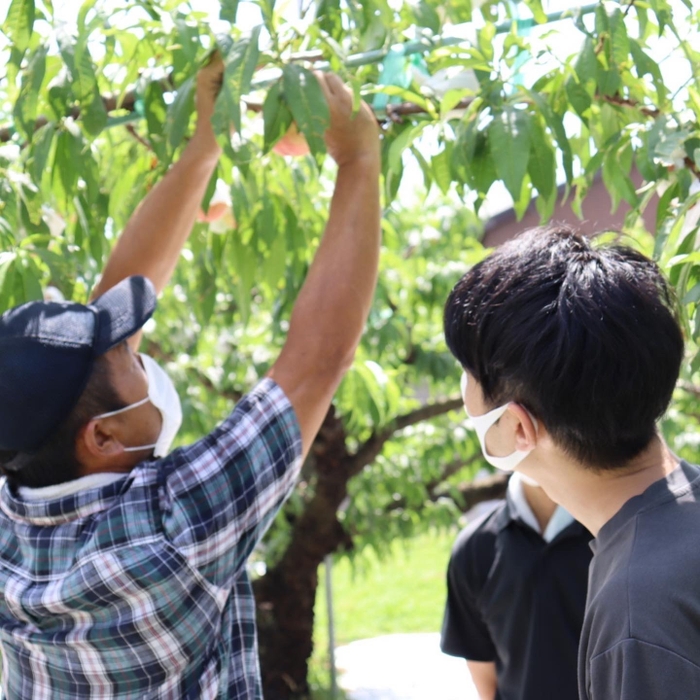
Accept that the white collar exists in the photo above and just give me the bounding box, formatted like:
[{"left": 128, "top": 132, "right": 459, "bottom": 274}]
[
  {"left": 508, "top": 472, "right": 574, "bottom": 542},
  {"left": 18, "top": 472, "right": 127, "bottom": 502}
]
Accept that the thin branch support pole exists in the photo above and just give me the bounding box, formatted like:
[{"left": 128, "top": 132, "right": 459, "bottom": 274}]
[
  {"left": 0, "top": 3, "right": 598, "bottom": 141},
  {"left": 250, "top": 3, "right": 598, "bottom": 90}
]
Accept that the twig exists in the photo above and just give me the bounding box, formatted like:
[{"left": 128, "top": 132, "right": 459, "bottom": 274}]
[
  {"left": 599, "top": 93, "right": 660, "bottom": 117},
  {"left": 347, "top": 396, "right": 465, "bottom": 477},
  {"left": 125, "top": 123, "right": 153, "bottom": 151}
]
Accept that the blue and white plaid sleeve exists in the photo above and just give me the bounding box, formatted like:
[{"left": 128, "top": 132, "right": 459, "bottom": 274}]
[{"left": 157, "top": 378, "right": 302, "bottom": 587}]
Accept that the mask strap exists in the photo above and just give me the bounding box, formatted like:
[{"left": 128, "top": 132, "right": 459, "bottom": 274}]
[
  {"left": 468, "top": 403, "right": 539, "bottom": 435},
  {"left": 122, "top": 442, "right": 157, "bottom": 453},
  {"left": 94, "top": 396, "right": 150, "bottom": 420}
]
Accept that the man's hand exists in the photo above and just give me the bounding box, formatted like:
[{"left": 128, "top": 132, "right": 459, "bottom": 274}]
[
  {"left": 315, "top": 73, "right": 380, "bottom": 168},
  {"left": 193, "top": 51, "right": 225, "bottom": 153}
]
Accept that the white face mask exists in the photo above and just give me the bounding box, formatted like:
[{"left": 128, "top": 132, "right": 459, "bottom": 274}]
[
  {"left": 94, "top": 354, "right": 183, "bottom": 457},
  {"left": 461, "top": 372, "right": 537, "bottom": 472}
]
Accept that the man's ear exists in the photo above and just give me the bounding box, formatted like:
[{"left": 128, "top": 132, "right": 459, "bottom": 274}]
[
  {"left": 79, "top": 418, "right": 125, "bottom": 459},
  {"left": 509, "top": 404, "right": 539, "bottom": 452}
]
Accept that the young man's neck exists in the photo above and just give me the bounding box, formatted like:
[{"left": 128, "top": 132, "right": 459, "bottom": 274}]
[
  {"left": 526, "top": 434, "right": 679, "bottom": 536},
  {"left": 521, "top": 480, "right": 558, "bottom": 533}
]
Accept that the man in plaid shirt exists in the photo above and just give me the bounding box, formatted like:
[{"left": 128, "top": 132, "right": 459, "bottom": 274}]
[{"left": 0, "top": 54, "right": 381, "bottom": 699}]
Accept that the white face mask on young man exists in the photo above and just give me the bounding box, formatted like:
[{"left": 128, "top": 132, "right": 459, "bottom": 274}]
[
  {"left": 461, "top": 372, "right": 538, "bottom": 472},
  {"left": 94, "top": 354, "right": 183, "bottom": 457}
]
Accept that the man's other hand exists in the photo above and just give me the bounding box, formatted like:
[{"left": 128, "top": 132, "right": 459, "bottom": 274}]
[{"left": 316, "top": 73, "right": 380, "bottom": 168}]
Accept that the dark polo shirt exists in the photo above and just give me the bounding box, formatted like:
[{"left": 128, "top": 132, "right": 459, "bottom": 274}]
[
  {"left": 579, "top": 461, "right": 700, "bottom": 700},
  {"left": 441, "top": 487, "right": 592, "bottom": 700}
]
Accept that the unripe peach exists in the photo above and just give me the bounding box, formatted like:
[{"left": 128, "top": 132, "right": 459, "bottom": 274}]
[
  {"left": 197, "top": 201, "right": 229, "bottom": 223},
  {"left": 273, "top": 123, "right": 310, "bottom": 157}
]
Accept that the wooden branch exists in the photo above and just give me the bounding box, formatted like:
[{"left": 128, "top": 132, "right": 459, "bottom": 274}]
[
  {"left": 126, "top": 123, "right": 153, "bottom": 151},
  {"left": 0, "top": 85, "right": 144, "bottom": 143},
  {"left": 382, "top": 96, "right": 474, "bottom": 124},
  {"left": 450, "top": 471, "right": 509, "bottom": 512},
  {"left": 385, "top": 453, "right": 481, "bottom": 512},
  {"left": 599, "top": 92, "right": 660, "bottom": 118},
  {"left": 678, "top": 380, "right": 700, "bottom": 398},
  {"left": 347, "top": 396, "right": 464, "bottom": 477}
]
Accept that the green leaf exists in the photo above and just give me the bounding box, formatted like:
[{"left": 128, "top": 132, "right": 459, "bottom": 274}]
[
  {"left": 57, "top": 28, "right": 97, "bottom": 103},
  {"left": 596, "top": 67, "right": 621, "bottom": 97},
  {"left": 414, "top": 0, "right": 440, "bottom": 34},
  {"left": 200, "top": 168, "right": 218, "bottom": 215},
  {"left": 262, "top": 226, "right": 287, "bottom": 291},
  {"left": 220, "top": 0, "right": 238, "bottom": 22},
  {"left": 527, "top": 118, "right": 555, "bottom": 201},
  {"left": 656, "top": 181, "right": 679, "bottom": 234},
  {"left": 48, "top": 76, "right": 71, "bottom": 121},
  {"left": 53, "top": 128, "right": 83, "bottom": 201},
  {"left": 262, "top": 78, "right": 293, "bottom": 153},
  {"left": 525, "top": 89, "right": 573, "bottom": 185},
  {"left": 165, "top": 74, "right": 195, "bottom": 150},
  {"left": 214, "top": 26, "right": 262, "bottom": 134},
  {"left": 630, "top": 39, "right": 665, "bottom": 102},
  {"left": 282, "top": 65, "right": 330, "bottom": 159},
  {"left": 144, "top": 81, "right": 168, "bottom": 160},
  {"left": 574, "top": 37, "right": 597, "bottom": 84},
  {"left": 19, "top": 256, "right": 43, "bottom": 302},
  {"left": 489, "top": 107, "right": 532, "bottom": 202},
  {"left": 82, "top": 88, "right": 107, "bottom": 136},
  {"left": 440, "top": 89, "right": 470, "bottom": 119},
  {"left": 608, "top": 9, "right": 630, "bottom": 68},
  {"left": 12, "top": 43, "right": 47, "bottom": 140},
  {"left": 565, "top": 78, "right": 591, "bottom": 120},
  {"left": 432, "top": 145, "right": 452, "bottom": 195},
  {"left": 469, "top": 131, "right": 497, "bottom": 198},
  {"left": 231, "top": 234, "right": 256, "bottom": 324},
  {"left": 28, "top": 122, "right": 55, "bottom": 185},
  {"left": 0, "top": 253, "right": 18, "bottom": 312},
  {"left": 682, "top": 280, "right": 700, "bottom": 305},
  {"left": 602, "top": 150, "right": 638, "bottom": 211},
  {"left": 523, "top": 0, "right": 547, "bottom": 23},
  {"left": 3, "top": 0, "right": 35, "bottom": 53}
]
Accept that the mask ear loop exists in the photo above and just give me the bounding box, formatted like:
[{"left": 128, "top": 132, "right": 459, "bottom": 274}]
[{"left": 94, "top": 397, "right": 150, "bottom": 420}]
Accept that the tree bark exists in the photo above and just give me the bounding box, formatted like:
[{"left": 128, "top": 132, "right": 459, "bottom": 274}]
[{"left": 254, "top": 406, "right": 353, "bottom": 698}]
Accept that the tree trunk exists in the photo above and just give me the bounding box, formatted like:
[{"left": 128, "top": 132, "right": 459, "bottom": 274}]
[{"left": 255, "top": 407, "right": 352, "bottom": 698}]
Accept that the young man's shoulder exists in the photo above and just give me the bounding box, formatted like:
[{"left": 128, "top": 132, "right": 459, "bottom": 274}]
[
  {"left": 586, "top": 463, "right": 700, "bottom": 665},
  {"left": 449, "top": 501, "right": 506, "bottom": 570}
]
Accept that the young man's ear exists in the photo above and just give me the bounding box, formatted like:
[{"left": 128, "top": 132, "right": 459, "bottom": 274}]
[{"left": 510, "top": 404, "right": 539, "bottom": 452}]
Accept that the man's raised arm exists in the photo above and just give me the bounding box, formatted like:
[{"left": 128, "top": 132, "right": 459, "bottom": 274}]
[
  {"left": 90, "top": 54, "right": 225, "bottom": 328},
  {"left": 267, "top": 73, "right": 381, "bottom": 459}
]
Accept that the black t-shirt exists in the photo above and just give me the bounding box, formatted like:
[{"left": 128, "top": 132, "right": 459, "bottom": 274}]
[
  {"left": 579, "top": 461, "right": 700, "bottom": 700},
  {"left": 441, "top": 496, "right": 592, "bottom": 700}
]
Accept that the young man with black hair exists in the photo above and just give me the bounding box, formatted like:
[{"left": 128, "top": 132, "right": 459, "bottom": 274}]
[
  {"left": 443, "top": 226, "right": 698, "bottom": 700},
  {"left": 441, "top": 472, "right": 591, "bottom": 700},
  {"left": 0, "top": 56, "right": 381, "bottom": 699}
]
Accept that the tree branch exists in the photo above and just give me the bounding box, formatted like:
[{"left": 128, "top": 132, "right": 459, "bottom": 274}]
[
  {"left": 449, "top": 472, "right": 509, "bottom": 512},
  {"left": 599, "top": 92, "right": 660, "bottom": 118},
  {"left": 678, "top": 380, "right": 700, "bottom": 398},
  {"left": 347, "top": 396, "right": 464, "bottom": 477}
]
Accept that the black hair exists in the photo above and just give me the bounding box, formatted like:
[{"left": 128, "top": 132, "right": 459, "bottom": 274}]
[
  {"left": 444, "top": 225, "right": 684, "bottom": 469},
  {"left": 0, "top": 352, "right": 127, "bottom": 488}
]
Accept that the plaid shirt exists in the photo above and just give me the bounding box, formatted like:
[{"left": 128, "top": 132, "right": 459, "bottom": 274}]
[{"left": 0, "top": 379, "right": 302, "bottom": 699}]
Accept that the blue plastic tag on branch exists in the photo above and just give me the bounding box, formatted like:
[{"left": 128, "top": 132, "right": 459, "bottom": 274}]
[{"left": 372, "top": 46, "right": 410, "bottom": 111}]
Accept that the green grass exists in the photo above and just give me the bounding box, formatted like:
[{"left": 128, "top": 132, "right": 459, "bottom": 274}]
[{"left": 309, "top": 529, "right": 458, "bottom": 696}]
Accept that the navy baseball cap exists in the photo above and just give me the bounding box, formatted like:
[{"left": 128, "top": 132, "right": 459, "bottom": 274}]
[{"left": 0, "top": 275, "right": 157, "bottom": 452}]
